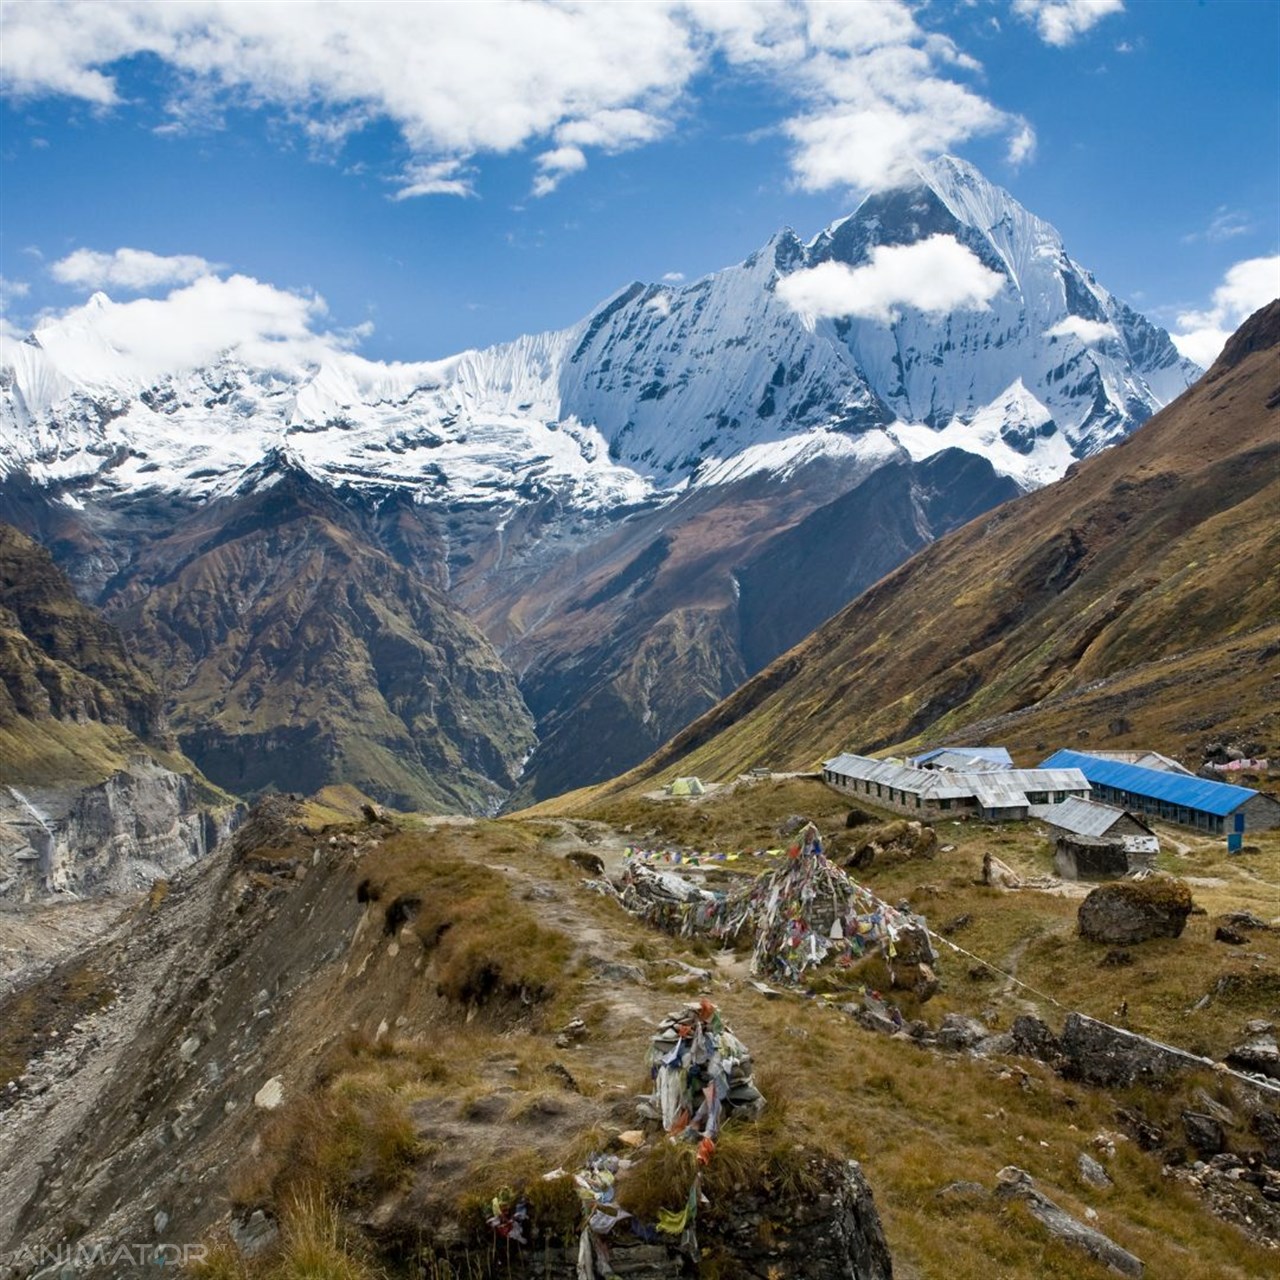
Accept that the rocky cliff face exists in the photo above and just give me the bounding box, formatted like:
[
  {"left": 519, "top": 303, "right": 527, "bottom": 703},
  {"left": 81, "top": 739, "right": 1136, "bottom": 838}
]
[
  {"left": 1, "top": 762, "right": 234, "bottom": 900},
  {"left": 0, "top": 522, "right": 234, "bottom": 899},
  {"left": 101, "top": 464, "right": 537, "bottom": 813}
]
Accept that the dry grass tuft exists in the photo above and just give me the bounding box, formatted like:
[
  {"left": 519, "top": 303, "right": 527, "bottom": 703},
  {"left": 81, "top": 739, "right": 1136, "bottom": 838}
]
[
  {"left": 231, "top": 1086, "right": 419, "bottom": 1211},
  {"left": 362, "top": 830, "right": 575, "bottom": 1009}
]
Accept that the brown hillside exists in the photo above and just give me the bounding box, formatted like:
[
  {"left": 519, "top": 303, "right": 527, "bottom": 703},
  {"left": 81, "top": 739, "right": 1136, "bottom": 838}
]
[
  {"left": 0, "top": 522, "right": 173, "bottom": 784},
  {"left": 589, "top": 301, "right": 1280, "bottom": 790}
]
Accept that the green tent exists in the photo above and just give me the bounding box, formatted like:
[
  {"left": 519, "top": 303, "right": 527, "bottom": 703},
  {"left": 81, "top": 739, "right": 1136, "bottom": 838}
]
[{"left": 667, "top": 776, "right": 706, "bottom": 797}]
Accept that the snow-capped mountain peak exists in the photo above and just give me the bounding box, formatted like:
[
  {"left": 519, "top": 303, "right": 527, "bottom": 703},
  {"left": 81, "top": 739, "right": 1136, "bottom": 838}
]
[{"left": 0, "top": 157, "right": 1199, "bottom": 506}]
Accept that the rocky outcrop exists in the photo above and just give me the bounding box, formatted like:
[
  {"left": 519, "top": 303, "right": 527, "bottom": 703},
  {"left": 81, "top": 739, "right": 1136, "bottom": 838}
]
[
  {"left": 0, "top": 521, "right": 233, "bottom": 898},
  {"left": 0, "top": 763, "right": 238, "bottom": 899},
  {"left": 994, "top": 1165, "right": 1143, "bottom": 1277},
  {"left": 1058, "top": 1013, "right": 1215, "bottom": 1088},
  {"left": 1226, "top": 1024, "right": 1280, "bottom": 1081},
  {"left": 1077, "top": 878, "right": 1193, "bottom": 944}
]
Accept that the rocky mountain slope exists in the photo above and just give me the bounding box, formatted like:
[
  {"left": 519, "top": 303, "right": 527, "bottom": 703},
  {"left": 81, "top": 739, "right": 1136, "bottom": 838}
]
[
  {"left": 2, "top": 784, "right": 1277, "bottom": 1278},
  {"left": 0, "top": 523, "right": 234, "bottom": 898},
  {"left": 0, "top": 158, "right": 1199, "bottom": 805},
  {"left": 101, "top": 463, "right": 537, "bottom": 814},
  {"left": 595, "top": 301, "right": 1280, "bottom": 792}
]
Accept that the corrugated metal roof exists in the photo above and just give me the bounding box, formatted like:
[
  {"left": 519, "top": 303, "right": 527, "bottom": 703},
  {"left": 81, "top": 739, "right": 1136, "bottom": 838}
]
[
  {"left": 969, "top": 770, "right": 1089, "bottom": 810},
  {"left": 912, "top": 746, "right": 1013, "bottom": 767},
  {"left": 823, "top": 754, "right": 972, "bottom": 799},
  {"left": 921, "top": 749, "right": 1015, "bottom": 773},
  {"left": 1039, "top": 749, "right": 1257, "bottom": 816},
  {"left": 824, "top": 754, "right": 1087, "bottom": 808},
  {"left": 1078, "top": 749, "right": 1194, "bottom": 776},
  {"left": 1029, "top": 795, "right": 1148, "bottom": 838}
]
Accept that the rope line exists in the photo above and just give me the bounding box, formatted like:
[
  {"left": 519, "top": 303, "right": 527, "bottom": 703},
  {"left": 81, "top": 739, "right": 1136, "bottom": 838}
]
[{"left": 924, "top": 929, "right": 1069, "bottom": 1012}]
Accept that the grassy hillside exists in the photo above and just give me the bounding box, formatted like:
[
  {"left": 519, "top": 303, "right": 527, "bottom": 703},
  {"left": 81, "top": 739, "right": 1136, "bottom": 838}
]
[
  {"left": 9, "top": 782, "right": 1275, "bottom": 1278},
  {"left": 576, "top": 301, "right": 1280, "bottom": 795}
]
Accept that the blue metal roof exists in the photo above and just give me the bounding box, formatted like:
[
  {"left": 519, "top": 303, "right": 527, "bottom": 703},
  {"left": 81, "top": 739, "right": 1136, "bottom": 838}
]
[{"left": 1038, "top": 750, "right": 1256, "bottom": 816}]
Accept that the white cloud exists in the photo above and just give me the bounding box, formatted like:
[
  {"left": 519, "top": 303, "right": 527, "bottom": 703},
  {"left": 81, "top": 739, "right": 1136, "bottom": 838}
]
[
  {"left": 13, "top": 275, "right": 367, "bottom": 385},
  {"left": 531, "top": 145, "right": 587, "bottom": 198},
  {"left": 1046, "top": 316, "right": 1117, "bottom": 344},
  {"left": 0, "top": 276, "right": 31, "bottom": 342},
  {"left": 0, "top": 1, "right": 1032, "bottom": 200},
  {"left": 1012, "top": 1, "right": 1125, "bottom": 47},
  {"left": 50, "top": 247, "right": 217, "bottom": 291},
  {"left": 777, "top": 234, "right": 1005, "bottom": 324},
  {"left": 390, "top": 158, "right": 475, "bottom": 200},
  {"left": 661, "top": 271, "right": 685, "bottom": 283},
  {"left": 1171, "top": 255, "right": 1280, "bottom": 367},
  {"left": 1006, "top": 119, "right": 1036, "bottom": 166},
  {"left": 1181, "top": 206, "right": 1254, "bottom": 245}
]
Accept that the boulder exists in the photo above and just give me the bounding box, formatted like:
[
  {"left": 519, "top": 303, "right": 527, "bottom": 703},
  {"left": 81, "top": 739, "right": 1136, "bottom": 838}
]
[
  {"left": 1182, "top": 1110, "right": 1225, "bottom": 1156},
  {"left": 995, "top": 1166, "right": 1142, "bottom": 1276},
  {"left": 1077, "top": 878, "right": 1192, "bottom": 944},
  {"left": 1077, "top": 1153, "right": 1112, "bottom": 1189},
  {"left": 982, "top": 852, "right": 1022, "bottom": 890},
  {"left": 1009, "top": 1014, "right": 1063, "bottom": 1065},
  {"left": 1059, "top": 1013, "right": 1208, "bottom": 1088},
  {"left": 1225, "top": 1030, "right": 1280, "bottom": 1080},
  {"left": 937, "top": 1013, "right": 990, "bottom": 1052}
]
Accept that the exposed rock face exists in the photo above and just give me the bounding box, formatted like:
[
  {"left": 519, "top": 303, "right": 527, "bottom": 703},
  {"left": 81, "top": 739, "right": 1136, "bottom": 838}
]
[
  {"left": 0, "top": 521, "right": 232, "bottom": 898},
  {"left": 103, "top": 468, "right": 536, "bottom": 814},
  {"left": 0, "top": 763, "right": 236, "bottom": 899},
  {"left": 1059, "top": 1013, "right": 1217, "bottom": 1088},
  {"left": 0, "top": 522, "right": 160, "bottom": 737},
  {"left": 1077, "top": 878, "right": 1193, "bottom": 944}
]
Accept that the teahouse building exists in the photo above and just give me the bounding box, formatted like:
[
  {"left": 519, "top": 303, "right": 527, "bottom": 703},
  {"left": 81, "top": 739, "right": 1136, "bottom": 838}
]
[
  {"left": 1038, "top": 750, "right": 1280, "bottom": 833},
  {"left": 823, "top": 752, "right": 1089, "bottom": 821}
]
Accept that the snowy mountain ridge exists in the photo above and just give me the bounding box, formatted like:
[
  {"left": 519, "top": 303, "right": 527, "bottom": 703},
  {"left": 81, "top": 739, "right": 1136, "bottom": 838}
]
[{"left": 0, "top": 157, "right": 1199, "bottom": 507}]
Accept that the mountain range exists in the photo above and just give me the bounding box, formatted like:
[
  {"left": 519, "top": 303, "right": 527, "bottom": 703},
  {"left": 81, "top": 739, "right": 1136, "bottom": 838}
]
[
  {"left": 0, "top": 157, "right": 1201, "bottom": 809},
  {"left": 595, "top": 299, "right": 1280, "bottom": 796}
]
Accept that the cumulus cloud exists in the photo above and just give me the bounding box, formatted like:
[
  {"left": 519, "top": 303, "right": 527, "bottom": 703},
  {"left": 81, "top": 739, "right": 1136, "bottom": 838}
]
[
  {"left": 0, "top": 1, "right": 1033, "bottom": 199},
  {"left": 661, "top": 272, "right": 685, "bottom": 283},
  {"left": 50, "top": 247, "right": 217, "bottom": 291},
  {"left": 11, "top": 274, "right": 372, "bottom": 386},
  {"left": 0, "top": 276, "right": 30, "bottom": 342},
  {"left": 1171, "top": 255, "right": 1280, "bottom": 368},
  {"left": 777, "top": 234, "right": 1005, "bottom": 324},
  {"left": 1046, "top": 316, "right": 1117, "bottom": 344},
  {"left": 1012, "top": 0, "right": 1125, "bottom": 47},
  {"left": 531, "top": 146, "right": 587, "bottom": 198}
]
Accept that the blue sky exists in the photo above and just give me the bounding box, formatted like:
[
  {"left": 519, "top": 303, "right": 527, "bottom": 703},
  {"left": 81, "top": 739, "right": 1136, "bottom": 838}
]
[{"left": 1, "top": 1, "right": 1276, "bottom": 369}]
